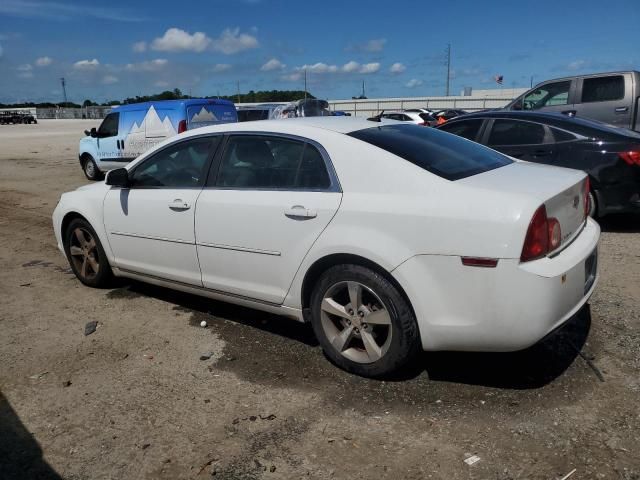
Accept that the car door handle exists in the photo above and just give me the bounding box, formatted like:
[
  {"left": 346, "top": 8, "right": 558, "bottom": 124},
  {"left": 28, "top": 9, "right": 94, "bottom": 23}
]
[
  {"left": 284, "top": 205, "right": 317, "bottom": 219},
  {"left": 561, "top": 110, "right": 576, "bottom": 116},
  {"left": 534, "top": 149, "right": 552, "bottom": 157},
  {"left": 168, "top": 199, "right": 191, "bottom": 211},
  {"left": 615, "top": 107, "right": 629, "bottom": 113}
]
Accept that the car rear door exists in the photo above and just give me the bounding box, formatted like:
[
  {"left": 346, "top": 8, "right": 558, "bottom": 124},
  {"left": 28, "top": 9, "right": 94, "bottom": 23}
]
[
  {"left": 483, "top": 118, "right": 557, "bottom": 164},
  {"left": 103, "top": 135, "right": 220, "bottom": 285},
  {"left": 574, "top": 73, "right": 632, "bottom": 128},
  {"left": 195, "top": 133, "right": 342, "bottom": 304}
]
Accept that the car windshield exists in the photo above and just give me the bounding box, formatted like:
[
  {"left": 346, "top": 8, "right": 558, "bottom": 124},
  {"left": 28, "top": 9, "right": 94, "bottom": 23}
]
[{"left": 348, "top": 124, "right": 512, "bottom": 180}]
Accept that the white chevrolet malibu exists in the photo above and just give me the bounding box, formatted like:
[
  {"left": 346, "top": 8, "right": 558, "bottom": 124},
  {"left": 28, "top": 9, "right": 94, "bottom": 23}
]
[{"left": 53, "top": 117, "right": 599, "bottom": 377}]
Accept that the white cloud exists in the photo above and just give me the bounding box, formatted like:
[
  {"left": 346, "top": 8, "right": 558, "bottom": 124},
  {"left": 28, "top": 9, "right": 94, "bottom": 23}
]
[
  {"left": 73, "top": 58, "right": 100, "bottom": 70},
  {"left": 35, "top": 56, "right": 53, "bottom": 66},
  {"left": 567, "top": 60, "right": 586, "bottom": 71},
  {"left": 151, "top": 28, "right": 211, "bottom": 52},
  {"left": 102, "top": 75, "right": 118, "bottom": 84},
  {"left": 17, "top": 63, "right": 33, "bottom": 71},
  {"left": 125, "top": 59, "right": 168, "bottom": 72},
  {"left": 389, "top": 62, "right": 406, "bottom": 74},
  {"left": 211, "top": 27, "right": 258, "bottom": 54},
  {"left": 212, "top": 63, "right": 231, "bottom": 72},
  {"left": 347, "top": 38, "right": 387, "bottom": 53},
  {"left": 405, "top": 78, "right": 423, "bottom": 88},
  {"left": 154, "top": 80, "right": 169, "bottom": 88},
  {"left": 297, "top": 62, "right": 338, "bottom": 74},
  {"left": 359, "top": 62, "right": 380, "bottom": 74},
  {"left": 132, "top": 41, "right": 146, "bottom": 53},
  {"left": 363, "top": 38, "right": 386, "bottom": 52},
  {"left": 282, "top": 72, "right": 302, "bottom": 82},
  {"left": 342, "top": 61, "right": 360, "bottom": 73},
  {"left": 261, "top": 58, "right": 285, "bottom": 71}
]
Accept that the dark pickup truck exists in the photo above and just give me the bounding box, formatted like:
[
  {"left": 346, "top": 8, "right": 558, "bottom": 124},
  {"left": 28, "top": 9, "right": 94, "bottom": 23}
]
[{"left": 505, "top": 71, "right": 640, "bottom": 131}]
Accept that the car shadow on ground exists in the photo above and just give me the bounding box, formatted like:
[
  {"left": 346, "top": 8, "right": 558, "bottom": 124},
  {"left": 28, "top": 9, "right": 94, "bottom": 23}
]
[
  {"left": 598, "top": 212, "right": 640, "bottom": 233},
  {"left": 0, "top": 392, "right": 62, "bottom": 480},
  {"left": 108, "top": 280, "right": 592, "bottom": 391}
]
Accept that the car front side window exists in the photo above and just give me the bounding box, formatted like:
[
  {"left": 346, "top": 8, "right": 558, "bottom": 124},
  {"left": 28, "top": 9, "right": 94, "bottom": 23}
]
[
  {"left": 439, "top": 119, "right": 483, "bottom": 141},
  {"left": 214, "top": 135, "right": 332, "bottom": 190},
  {"left": 97, "top": 112, "right": 119, "bottom": 138},
  {"left": 129, "top": 137, "right": 217, "bottom": 188},
  {"left": 523, "top": 81, "right": 571, "bottom": 110}
]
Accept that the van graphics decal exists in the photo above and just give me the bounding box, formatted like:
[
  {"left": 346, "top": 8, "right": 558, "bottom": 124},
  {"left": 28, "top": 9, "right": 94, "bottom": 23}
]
[
  {"left": 190, "top": 106, "right": 218, "bottom": 123},
  {"left": 122, "top": 106, "right": 178, "bottom": 158},
  {"left": 187, "top": 104, "right": 236, "bottom": 126}
]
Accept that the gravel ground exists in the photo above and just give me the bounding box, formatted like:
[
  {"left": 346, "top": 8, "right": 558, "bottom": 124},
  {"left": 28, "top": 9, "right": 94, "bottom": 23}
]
[{"left": 0, "top": 120, "right": 639, "bottom": 480}]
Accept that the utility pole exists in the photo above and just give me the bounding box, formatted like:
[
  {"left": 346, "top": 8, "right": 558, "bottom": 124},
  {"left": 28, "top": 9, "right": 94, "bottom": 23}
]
[
  {"left": 362, "top": 80, "right": 365, "bottom": 98},
  {"left": 236, "top": 81, "right": 240, "bottom": 104},
  {"left": 530, "top": 75, "right": 534, "bottom": 88},
  {"left": 304, "top": 69, "right": 307, "bottom": 100},
  {"left": 60, "top": 77, "right": 68, "bottom": 104},
  {"left": 445, "top": 43, "right": 451, "bottom": 97}
]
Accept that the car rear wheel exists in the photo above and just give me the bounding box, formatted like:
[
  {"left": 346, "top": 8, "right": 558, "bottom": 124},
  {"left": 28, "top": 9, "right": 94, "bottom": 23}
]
[
  {"left": 310, "top": 264, "right": 420, "bottom": 378},
  {"left": 64, "top": 218, "right": 113, "bottom": 287},
  {"left": 82, "top": 155, "right": 103, "bottom": 181}
]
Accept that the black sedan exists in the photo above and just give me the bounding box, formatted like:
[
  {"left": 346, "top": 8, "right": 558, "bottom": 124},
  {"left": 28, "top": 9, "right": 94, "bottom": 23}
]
[{"left": 436, "top": 111, "right": 640, "bottom": 217}]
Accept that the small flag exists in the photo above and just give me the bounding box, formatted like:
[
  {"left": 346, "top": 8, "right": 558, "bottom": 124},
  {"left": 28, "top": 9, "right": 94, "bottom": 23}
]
[{"left": 494, "top": 75, "right": 504, "bottom": 85}]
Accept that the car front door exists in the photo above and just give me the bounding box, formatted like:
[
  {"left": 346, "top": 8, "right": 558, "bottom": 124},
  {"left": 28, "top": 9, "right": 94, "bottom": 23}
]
[
  {"left": 103, "top": 135, "right": 220, "bottom": 284},
  {"left": 195, "top": 134, "right": 342, "bottom": 304},
  {"left": 518, "top": 80, "right": 577, "bottom": 116},
  {"left": 575, "top": 73, "right": 631, "bottom": 127},
  {"left": 95, "top": 112, "right": 120, "bottom": 169},
  {"left": 483, "top": 119, "right": 556, "bottom": 164}
]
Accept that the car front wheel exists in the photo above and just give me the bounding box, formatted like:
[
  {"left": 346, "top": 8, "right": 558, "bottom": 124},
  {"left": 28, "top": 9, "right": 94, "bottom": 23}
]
[
  {"left": 64, "top": 218, "right": 113, "bottom": 287},
  {"left": 310, "top": 264, "right": 421, "bottom": 378},
  {"left": 82, "top": 156, "right": 103, "bottom": 181}
]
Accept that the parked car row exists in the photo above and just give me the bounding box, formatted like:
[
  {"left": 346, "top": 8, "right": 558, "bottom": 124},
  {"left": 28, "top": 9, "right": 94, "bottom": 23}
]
[{"left": 0, "top": 110, "right": 37, "bottom": 124}]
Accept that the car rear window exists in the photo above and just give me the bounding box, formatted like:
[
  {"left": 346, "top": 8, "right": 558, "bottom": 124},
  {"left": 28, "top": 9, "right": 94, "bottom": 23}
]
[
  {"left": 349, "top": 124, "right": 512, "bottom": 181},
  {"left": 187, "top": 103, "right": 237, "bottom": 128}
]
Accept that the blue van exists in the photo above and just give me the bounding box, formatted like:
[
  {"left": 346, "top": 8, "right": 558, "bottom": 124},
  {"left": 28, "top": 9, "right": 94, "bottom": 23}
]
[{"left": 79, "top": 99, "right": 237, "bottom": 180}]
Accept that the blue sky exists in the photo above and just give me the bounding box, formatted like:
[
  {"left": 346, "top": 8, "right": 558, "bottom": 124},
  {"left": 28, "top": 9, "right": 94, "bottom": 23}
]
[{"left": 0, "top": 0, "right": 638, "bottom": 103}]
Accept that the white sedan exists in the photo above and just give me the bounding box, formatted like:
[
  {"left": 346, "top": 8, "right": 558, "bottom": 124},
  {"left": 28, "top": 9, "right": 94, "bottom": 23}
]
[{"left": 53, "top": 117, "right": 599, "bottom": 377}]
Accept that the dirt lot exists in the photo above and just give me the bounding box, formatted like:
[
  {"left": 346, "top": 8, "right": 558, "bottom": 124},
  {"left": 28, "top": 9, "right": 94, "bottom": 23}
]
[{"left": 0, "top": 120, "right": 639, "bottom": 480}]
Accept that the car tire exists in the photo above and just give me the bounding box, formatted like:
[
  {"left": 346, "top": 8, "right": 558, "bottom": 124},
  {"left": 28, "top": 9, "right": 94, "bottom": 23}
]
[
  {"left": 64, "top": 218, "right": 113, "bottom": 288},
  {"left": 309, "top": 264, "right": 421, "bottom": 378},
  {"left": 588, "top": 191, "right": 597, "bottom": 218},
  {"left": 82, "top": 155, "right": 103, "bottom": 181}
]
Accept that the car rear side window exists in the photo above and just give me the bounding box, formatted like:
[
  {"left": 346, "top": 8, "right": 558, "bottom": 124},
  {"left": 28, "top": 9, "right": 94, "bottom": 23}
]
[
  {"left": 488, "top": 120, "right": 546, "bottom": 146},
  {"left": 215, "top": 135, "right": 332, "bottom": 190},
  {"left": 438, "top": 119, "right": 483, "bottom": 141},
  {"left": 348, "top": 124, "right": 512, "bottom": 181},
  {"left": 581, "top": 76, "right": 625, "bottom": 103}
]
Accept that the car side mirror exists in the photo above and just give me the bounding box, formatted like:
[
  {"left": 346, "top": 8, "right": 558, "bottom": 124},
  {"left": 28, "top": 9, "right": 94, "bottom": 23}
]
[
  {"left": 89, "top": 127, "right": 98, "bottom": 137},
  {"left": 511, "top": 99, "right": 523, "bottom": 111},
  {"left": 105, "top": 168, "right": 129, "bottom": 187}
]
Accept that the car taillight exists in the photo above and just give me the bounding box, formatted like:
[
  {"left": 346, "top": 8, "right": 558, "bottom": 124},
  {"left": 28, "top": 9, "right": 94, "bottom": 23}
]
[
  {"left": 178, "top": 120, "right": 187, "bottom": 133},
  {"left": 583, "top": 177, "right": 590, "bottom": 219},
  {"left": 619, "top": 149, "right": 640, "bottom": 165},
  {"left": 521, "top": 205, "right": 562, "bottom": 262}
]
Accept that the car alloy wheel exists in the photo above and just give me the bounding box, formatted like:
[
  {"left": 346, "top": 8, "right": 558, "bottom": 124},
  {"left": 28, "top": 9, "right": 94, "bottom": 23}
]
[
  {"left": 68, "top": 227, "right": 100, "bottom": 281},
  {"left": 84, "top": 159, "right": 96, "bottom": 179},
  {"left": 320, "top": 280, "right": 393, "bottom": 364}
]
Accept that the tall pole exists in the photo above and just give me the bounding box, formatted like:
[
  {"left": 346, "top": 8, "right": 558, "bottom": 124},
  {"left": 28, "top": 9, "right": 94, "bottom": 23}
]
[
  {"left": 445, "top": 44, "right": 451, "bottom": 97},
  {"left": 304, "top": 69, "right": 307, "bottom": 100},
  {"left": 236, "top": 80, "right": 240, "bottom": 104},
  {"left": 362, "top": 80, "right": 365, "bottom": 98},
  {"left": 530, "top": 75, "right": 534, "bottom": 88},
  {"left": 60, "top": 77, "right": 68, "bottom": 104}
]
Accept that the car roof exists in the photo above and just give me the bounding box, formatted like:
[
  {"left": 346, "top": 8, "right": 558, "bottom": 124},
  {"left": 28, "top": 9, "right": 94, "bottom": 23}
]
[
  {"left": 112, "top": 98, "right": 234, "bottom": 111},
  {"left": 177, "top": 116, "right": 385, "bottom": 137},
  {"left": 530, "top": 70, "right": 640, "bottom": 86},
  {"left": 443, "top": 110, "right": 640, "bottom": 139}
]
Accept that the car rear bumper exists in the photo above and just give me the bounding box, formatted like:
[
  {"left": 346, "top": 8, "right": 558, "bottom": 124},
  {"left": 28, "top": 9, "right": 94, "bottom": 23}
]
[{"left": 392, "top": 218, "right": 600, "bottom": 352}]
